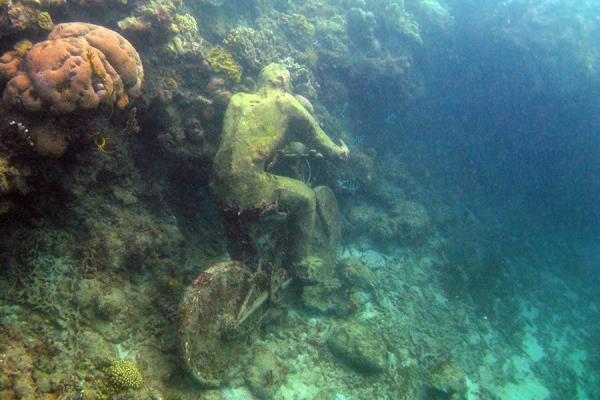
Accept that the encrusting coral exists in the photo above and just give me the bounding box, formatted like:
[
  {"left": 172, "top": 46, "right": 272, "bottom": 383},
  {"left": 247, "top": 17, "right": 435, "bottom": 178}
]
[
  {"left": 0, "top": 22, "right": 143, "bottom": 112},
  {"left": 207, "top": 47, "right": 242, "bottom": 83}
]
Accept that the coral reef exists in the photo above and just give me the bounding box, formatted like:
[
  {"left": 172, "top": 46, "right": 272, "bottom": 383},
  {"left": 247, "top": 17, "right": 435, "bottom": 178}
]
[
  {"left": 278, "top": 13, "right": 316, "bottom": 49},
  {"left": 1, "top": 1, "right": 49, "bottom": 36},
  {"left": 117, "top": 0, "right": 204, "bottom": 56},
  {"left": 0, "top": 1, "right": 596, "bottom": 400},
  {"left": 0, "top": 22, "right": 143, "bottom": 112},
  {"left": 224, "top": 27, "right": 280, "bottom": 72},
  {"left": 346, "top": 7, "right": 379, "bottom": 51}
]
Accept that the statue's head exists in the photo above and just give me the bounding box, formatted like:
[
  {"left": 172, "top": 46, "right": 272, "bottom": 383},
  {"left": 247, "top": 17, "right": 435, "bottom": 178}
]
[{"left": 258, "top": 64, "right": 292, "bottom": 93}]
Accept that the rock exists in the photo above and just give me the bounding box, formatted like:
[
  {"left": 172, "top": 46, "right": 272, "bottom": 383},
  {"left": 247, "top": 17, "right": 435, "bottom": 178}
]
[
  {"left": 298, "top": 256, "right": 350, "bottom": 315},
  {"left": 327, "top": 321, "right": 388, "bottom": 373},
  {"left": 337, "top": 258, "right": 375, "bottom": 290},
  {"left": 32, "top": 371, "right": 51, "bottom": 393},
  {"left": 346, "top": 199, "right": 431, "bottom": 245},
  {"left": 301, "top": 285, "right": 344, "bottom": 314},
  {"left": 95, "top": 288, "right": 126, "bottom": 320},
  {"left": 391, "top": 199, "right": 431, "bottom": 242},
  {"left": 428, "top": 363, "right": 467, "bottom": 400},
  {"left": 113, "top": 186, "right": 138, "bottom": 205},
  {"left": 200, "top": 390, "right": 223, "bottom": 400},
  {"left": 244, "top": 346, "right": 287, "bottom": 399}
]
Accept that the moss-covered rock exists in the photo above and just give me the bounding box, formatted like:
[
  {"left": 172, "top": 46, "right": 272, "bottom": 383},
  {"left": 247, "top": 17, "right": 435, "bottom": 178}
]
[
  {"left": 429, "top": 363, "right": 468, "bottom": 400},
  {"left": 327, "top": 320, "right": 388, "bottom": 374}
]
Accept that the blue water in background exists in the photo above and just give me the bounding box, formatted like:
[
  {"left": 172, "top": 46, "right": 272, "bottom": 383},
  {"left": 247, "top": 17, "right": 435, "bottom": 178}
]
[
  {"left": 374, "top": 2, "right": 597, "bottom": 222},
  {"left": 349, "top": 0, "right": 599, "bottom": 272},
  {"left": 344, "top": 1, "right": 600, "bottom": 396}
]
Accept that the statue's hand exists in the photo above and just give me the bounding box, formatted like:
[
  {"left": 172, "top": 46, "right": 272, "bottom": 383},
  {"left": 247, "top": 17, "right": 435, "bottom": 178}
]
[{"left": 336, "top": 139, "right": 350, "bottom": 161}]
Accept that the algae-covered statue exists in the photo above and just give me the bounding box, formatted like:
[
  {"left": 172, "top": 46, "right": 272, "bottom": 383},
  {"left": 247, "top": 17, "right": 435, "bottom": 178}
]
[
  {"left": 211, "top": 63, "right": 348, "bottom": 267},
  {"left": 179, "top": 64, "right": 348, "bottom": 387}
]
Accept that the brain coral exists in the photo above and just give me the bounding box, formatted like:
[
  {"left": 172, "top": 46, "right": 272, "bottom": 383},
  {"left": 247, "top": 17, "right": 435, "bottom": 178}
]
[
  {"left": 104, "top": 359, "right": 144, "bottom": 392},
  {"left": 0, "top": 22, "right": 144, "bottom": 112}
]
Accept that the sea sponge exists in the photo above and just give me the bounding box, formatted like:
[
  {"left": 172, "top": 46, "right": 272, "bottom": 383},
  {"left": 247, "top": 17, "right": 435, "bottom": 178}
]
[
  {"left": 31, "top": 123, "right": 68, "bottom": 158},
  {"left": 104, "top": 359, "right": 144, "bottom": 392},
  {"left": 0, "top": 22, "right": 143, "bottom": 112}
]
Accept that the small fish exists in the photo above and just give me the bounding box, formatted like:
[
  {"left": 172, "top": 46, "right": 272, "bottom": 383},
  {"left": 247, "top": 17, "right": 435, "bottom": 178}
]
[
  {"left": 384, "top": 113, "right": 398, "bottom": 126},
  {"left": 349, "top": 135, "right": 366, "bottom": 149},
  {"left": 337, "top": 178, "right": 360, "bottom": 193}
]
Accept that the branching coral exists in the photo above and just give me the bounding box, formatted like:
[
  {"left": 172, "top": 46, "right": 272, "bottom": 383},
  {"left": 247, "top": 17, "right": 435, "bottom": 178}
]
[
  {"left": 21, "top": 255, "right": 80, "bottom": 321},
  {"left": 0, "top": 22, "right": 143, "bottom": 112}
]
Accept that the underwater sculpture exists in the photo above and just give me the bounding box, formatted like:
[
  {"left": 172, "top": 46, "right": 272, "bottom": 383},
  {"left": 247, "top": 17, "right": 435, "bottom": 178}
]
[
  {"left": 211, "top": 63, "right": 348, "bottom": 267},
  {"left": 0, "top": 22, "right": 143, "bottom": 112},
  {"left": 180, "top": 63, "right": 348, "bottom": 387}
]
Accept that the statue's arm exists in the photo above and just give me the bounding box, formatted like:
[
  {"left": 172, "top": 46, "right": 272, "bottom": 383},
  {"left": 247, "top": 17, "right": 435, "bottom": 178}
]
[{"left": 284, "top": 96, "right": 348, "bottom": 160}]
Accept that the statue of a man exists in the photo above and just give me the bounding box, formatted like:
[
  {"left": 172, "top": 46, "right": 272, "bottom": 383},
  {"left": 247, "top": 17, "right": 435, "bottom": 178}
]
[{"left": 211, "top": 63, "right": 348, "bottom": 266}]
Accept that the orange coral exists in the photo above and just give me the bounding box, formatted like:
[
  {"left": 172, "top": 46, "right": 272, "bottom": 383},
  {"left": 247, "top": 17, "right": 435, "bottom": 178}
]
[
  {"left": 50, "top": 22, "right": 144, "bottom": 99},
  {"left": 0, "top": 22, "right": 144, "bottom": 113},
  {"left": 0, "top": 51, "right": 22, "bottom": 79}
]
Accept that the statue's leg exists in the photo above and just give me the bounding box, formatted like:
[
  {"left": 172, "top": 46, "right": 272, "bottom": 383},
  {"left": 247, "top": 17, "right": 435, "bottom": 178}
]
[
  {"left": 312, "top": 186, "right": 341, "bottom": 262},
  {"left": 271, "top": 175, "right": 317, "bottom": 264}
]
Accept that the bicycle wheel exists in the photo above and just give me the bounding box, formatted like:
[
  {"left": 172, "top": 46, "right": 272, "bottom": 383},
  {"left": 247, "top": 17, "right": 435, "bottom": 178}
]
[{"left": 178, "top": 261, "right": 265, "bottom": 387}]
